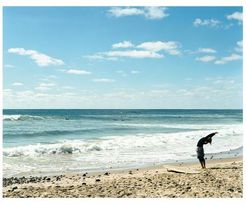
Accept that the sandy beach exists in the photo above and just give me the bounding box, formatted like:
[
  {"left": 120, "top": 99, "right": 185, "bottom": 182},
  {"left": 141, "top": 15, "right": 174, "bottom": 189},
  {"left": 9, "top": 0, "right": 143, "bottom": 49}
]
[{"left": 3, "top": 157, "right": 243, "bottom": 198}]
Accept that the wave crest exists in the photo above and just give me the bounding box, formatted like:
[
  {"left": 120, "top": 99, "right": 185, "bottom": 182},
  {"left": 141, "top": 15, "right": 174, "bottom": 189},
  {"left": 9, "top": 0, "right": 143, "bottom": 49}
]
[
  {"left": 3, "top": 125, "right": 243, "bottom": 158},
  {"left": 4, "top": 115, "right": 45, "bottom": 121},
  {"left": 3, "top": 140, "right": 105, "bottom": 157}
]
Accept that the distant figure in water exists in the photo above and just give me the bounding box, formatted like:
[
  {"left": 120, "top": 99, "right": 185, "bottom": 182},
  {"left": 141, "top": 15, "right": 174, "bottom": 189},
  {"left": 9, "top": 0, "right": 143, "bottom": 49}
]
[{"left": 197, "top": 132, "right": 218, "bottom": 169}]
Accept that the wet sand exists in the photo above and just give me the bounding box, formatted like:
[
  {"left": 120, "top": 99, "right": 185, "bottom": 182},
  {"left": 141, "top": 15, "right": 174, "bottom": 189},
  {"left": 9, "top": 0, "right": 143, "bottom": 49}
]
[{"left": 2, "top": 157, "right": 243, "bottom": 198}]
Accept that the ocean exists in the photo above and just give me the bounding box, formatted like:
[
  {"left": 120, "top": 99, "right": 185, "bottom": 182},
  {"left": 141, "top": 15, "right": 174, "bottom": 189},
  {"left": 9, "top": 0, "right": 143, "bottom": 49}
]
[{"left": 3, "top": 109, "right": 243, "bottom": 177}]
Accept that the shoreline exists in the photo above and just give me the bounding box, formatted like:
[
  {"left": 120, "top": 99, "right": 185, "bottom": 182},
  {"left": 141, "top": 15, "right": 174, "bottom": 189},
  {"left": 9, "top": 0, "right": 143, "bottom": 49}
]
[
  {"left": 4, "top": 145, "right": 243, "bottom": 178},
  {"left": 3, "top": 156, "right": 243, "bottom": 198}
]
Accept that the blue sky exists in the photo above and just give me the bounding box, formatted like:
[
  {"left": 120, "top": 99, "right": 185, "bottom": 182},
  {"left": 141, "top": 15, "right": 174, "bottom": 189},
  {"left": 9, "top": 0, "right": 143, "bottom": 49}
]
[{"left": 3, "top": 7, "right": 243, "bottom": 109}]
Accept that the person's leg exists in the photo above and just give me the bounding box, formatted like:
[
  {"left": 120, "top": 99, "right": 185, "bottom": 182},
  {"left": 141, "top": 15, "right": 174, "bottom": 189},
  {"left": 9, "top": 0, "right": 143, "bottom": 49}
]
[
  {"left": 198, "top": 157, "right": 206, "bottom": 168},
  {"left": 201, "top": 158, "right": 206, "bottom": 169},
  {"left": 197, "top": 147, "right": 205, "bottom": 168},
  {"left": 200, "top": 148, "right": 205, "bottom": 168},
  {"left": 198, "top": 158, "right": 203, "bottom": 168},
  {"left": 203, "top": 158, "right": 206, "bottom": 169}
]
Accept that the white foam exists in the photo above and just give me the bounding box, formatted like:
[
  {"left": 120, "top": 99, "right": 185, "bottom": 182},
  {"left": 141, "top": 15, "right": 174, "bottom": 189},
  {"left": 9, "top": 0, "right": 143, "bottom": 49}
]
[
  {"left": 112, "top": 122, "right": 240, "bottom": 130},
  {"left": 3, "top": 114, "right": 45, "bottom": 121},
  {"left": 3, "top": 125, "right": 242, "bottom": 157},
  {"left": 3, "top": 115, "right": 21, "bottom": 121},
  {"left": 3, "top": 124, "right": 243, "bottom": 177}
]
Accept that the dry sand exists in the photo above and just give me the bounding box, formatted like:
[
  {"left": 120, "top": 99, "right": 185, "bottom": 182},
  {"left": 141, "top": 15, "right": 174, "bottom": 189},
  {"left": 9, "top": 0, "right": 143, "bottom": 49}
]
[{"left": 2, "top": 157, "right": 243, "bottom": 198}]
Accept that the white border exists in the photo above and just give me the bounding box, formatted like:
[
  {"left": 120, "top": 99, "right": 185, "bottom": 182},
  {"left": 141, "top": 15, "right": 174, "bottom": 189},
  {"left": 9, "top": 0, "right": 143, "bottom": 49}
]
[
  {"left": 243, "top": 3, "right": 246, "bottom": 202},
  {"left": 0, "top": 1, "right": 245, "bottom": 205},
  {"left": 0, "top": 0, "right": 245, "bottom": 6},
  {"left": 0, "top": 3, "right": 3, "bottom": 204}
]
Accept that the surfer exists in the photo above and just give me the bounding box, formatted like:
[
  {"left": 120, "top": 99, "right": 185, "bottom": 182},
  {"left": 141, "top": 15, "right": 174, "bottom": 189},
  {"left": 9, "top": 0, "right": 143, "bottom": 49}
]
[{"left": 196, "top": 132, "right": 218, "bottom": 169}]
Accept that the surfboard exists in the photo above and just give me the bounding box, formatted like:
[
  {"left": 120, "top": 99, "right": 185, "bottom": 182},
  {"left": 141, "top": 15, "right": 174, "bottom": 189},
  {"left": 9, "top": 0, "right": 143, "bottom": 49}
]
[{"left": 166, "top": 166, "right": 200, "bottom": 174}]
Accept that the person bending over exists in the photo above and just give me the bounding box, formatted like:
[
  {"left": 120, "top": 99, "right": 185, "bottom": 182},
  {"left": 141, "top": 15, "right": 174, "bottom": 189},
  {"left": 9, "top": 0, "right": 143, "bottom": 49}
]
[{"left": 196, "top": 132, "right": 218, "bottom": 169}]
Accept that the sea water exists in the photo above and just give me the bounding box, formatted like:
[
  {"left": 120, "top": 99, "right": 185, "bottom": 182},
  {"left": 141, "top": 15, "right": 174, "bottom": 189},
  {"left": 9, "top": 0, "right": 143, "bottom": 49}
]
[{"left": 3, "top": 109, "right": 243, "bottom": 177}]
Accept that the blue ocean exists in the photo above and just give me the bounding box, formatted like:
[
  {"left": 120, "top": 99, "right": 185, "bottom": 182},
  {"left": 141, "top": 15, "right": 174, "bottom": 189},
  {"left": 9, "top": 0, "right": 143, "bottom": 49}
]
[{"left": 3, "top": 109, "right": 243, "bottom": 177}]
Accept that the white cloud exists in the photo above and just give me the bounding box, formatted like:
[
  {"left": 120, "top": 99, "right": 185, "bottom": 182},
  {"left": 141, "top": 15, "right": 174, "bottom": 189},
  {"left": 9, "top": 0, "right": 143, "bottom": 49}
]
[
  {"left": 227, "top": 12, "right": 243, "bottom": 22},
  {"left": 109, "top": 7, "right": 144, "bottom": 17},
  {"left": 4, "top": 76, "right": 242, "bottom": 109},
  {"left": 213, "top": 79, "right": 235, "bottom": 85},
  {"left": 3, "top": 89, "right": 13, "bottom": 98},
  {"left": 215, "top": 53, "right": 242, "bottom": 65},
  {"left": 93, "top": 78, "right": 115, "bottom": 83},
  {"left": 108, "top": 7, "right": 168, "bottom": 20},
  {"left": 144, "top": 7, "right": 169, "bottom": 20},
  {"left": 47, "top": 75, "right": 58, "bottom": 79},
  {"left": 84, "top": 40, "right": 181, "bottom": 60},
  {"left": 213, "top": 79, "right": 223, "bottom": 84},
  {"left": 12, "top": 82, "right": 23, "bottom": 86},
  {"left": 8, "top": 48, "right": 64, "bottom": 67},
  {"left": 4, "top": 64, "right": 15, "bottom": 68},
  {"left": 198, "top": 48, "right": 217, "bottom": 53},
  {"left": 16, "top": 90, "right": 34, "bottom": 97},
  {"left": 84, "top": 54, "right": 117, "bottom": 61},
  {"left": 150, "top": 89, "right": 171, "bottom": 97},
  {"left": 177, "top": 89, "right": 194, "bottom": 97},
  {"left": 35, "top": 86, "right": 51, "bottom": 91},
  {"left": 84, "top": 54, "right": 105, "bottom": 60},
  {"left": 193, "top": 18, "right": 220, "bottom": 27},
  {"left": 39, "top": 83, "right": 55, "bottom": 87},
  {"left": 62, "top": 86, "right": 75, "bottom": 90},
  {"left": 223, "top": 23, "right": 234, "bottom": 30},
  {"left": 131, "top": 70, "right": 140, "bottom": 74},
  {"left": 66, "top": 69, "right": 91, "bottom": 75},
  {"left": 35, "top": 82, "right": 56, "bottom": 91},
  {"left": 237, "top": 40, "right": 243, "bottom": 48},
  {"left": 3, "top": 88, "right": 12, "bottom": 93},
  {"left": 195, "top": 55, "right": 216, "bottom": 62},
  {"left": 235, "top": 40, "right": 243, "bottom": 52},
  {"left": 112, "top": 41, "right": 134, "bottom": 49},
  {"left": 104, "top": 50, "right": 164, "bottom": 59},
  {"left": 137, "top": 41, "right": 180, "bottom": 55},
  {"left": 40, "top": 75, "right": 58, "bottom": 82}
]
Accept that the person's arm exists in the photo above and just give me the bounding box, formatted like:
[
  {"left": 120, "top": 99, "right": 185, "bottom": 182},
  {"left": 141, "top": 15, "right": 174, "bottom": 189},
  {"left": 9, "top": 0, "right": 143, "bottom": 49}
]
[{"left": 205, "top": 132, "right": 218, "bottom": 139}]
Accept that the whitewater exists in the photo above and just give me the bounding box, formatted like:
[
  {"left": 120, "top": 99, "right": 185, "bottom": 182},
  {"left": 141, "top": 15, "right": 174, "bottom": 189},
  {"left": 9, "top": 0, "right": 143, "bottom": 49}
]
[{"left": 3, "top": 109, "right": 243, "bottom": 177}]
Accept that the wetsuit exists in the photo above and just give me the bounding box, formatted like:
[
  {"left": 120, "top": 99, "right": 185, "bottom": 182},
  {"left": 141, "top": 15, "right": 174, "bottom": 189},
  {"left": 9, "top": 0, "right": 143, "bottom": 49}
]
[
  {"left": 196, "top": 137, "right": 206, "bottom": 159},
  {"left": 196, "top": 132, "right": 217, "bottom": 159}
]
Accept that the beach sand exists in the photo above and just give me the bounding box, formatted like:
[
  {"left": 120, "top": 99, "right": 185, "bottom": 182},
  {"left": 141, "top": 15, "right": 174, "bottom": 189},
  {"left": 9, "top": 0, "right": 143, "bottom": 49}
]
[{"left": 3, "top": 157, "right": 243, "bottom": 198}]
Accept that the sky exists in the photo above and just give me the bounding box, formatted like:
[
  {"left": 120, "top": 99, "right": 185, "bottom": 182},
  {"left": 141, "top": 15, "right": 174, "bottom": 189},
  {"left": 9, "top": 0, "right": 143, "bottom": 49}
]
[{"left": 3, "top": 6, "right": 243, "bottom": 109}]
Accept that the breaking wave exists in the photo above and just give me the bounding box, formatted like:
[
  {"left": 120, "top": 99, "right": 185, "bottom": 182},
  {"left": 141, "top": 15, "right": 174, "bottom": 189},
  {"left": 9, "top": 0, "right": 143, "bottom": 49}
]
[
  {"left": 3, "top": 124, "right": 243, "bottom": 158},
  {"left": 3, "top": 115, "right": 46, "bottom": 121}
]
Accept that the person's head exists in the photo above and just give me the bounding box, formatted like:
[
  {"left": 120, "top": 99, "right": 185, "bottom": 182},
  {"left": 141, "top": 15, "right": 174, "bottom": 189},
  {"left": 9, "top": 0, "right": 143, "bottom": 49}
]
[{"left": 206, "top": 137, "right": 212, "bottom": 144}]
